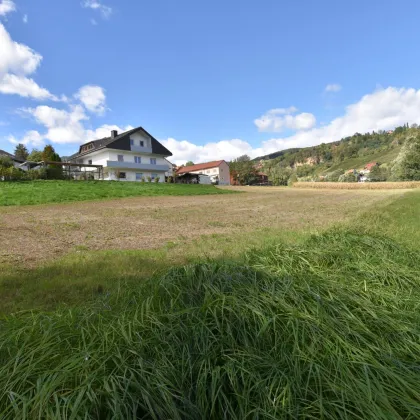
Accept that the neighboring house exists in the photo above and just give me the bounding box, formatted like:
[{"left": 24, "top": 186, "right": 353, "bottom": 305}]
[
  {"left": 364, "top": 162, "right": 379, "bottom": 172},
  {"left": 69, "top": 127, "right": 172, "bottom": 182},
  {"left": 0, "top": 149, "right": 24, "bottom": 169},
  {"left": 176, "top": 160, "right": 230, "bottom": 185}
]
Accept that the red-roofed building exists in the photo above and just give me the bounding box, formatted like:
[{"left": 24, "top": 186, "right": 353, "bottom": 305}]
[
  {"left": 364, "top": 162, "right": 379, "bottom": 172},
  {"left": 176, "top": 160, "right": 230, "bottom": 185}
]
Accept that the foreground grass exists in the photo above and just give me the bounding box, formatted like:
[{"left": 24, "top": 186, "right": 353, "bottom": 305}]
[
  {"left": 0, "top": 180, "right": 232, "bottom": 206},
  {"left": 1, "top": 229, "right": 420, "bottom": 418},
  {"left": 0, "top": 228, "right": 307, "bottom": 314},
  {"left": 0, "top": 191, "right": 419, "bottom": 418}
]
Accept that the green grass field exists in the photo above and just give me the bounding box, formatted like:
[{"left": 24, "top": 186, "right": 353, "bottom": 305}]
[
  {"left": 0, "top": 180, "right": 232, "bottom": 206},
  {"left": 0, "top": 190, "right": 419, "bottom": 418}
]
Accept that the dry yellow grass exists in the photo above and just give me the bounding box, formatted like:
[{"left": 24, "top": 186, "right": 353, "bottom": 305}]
[{"left": 293, "top": 181, "right": 420, "bottom": 190}]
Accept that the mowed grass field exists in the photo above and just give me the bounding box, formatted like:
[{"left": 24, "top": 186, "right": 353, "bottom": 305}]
[
  {"left": 0, "top": 180, "right": 232, "bottom": 206},
  {"left": 0, "top": 186, "right": 420, "bottom": 418}
]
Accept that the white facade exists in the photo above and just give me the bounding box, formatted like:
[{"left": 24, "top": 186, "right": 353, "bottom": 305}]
[
  {"left": 185, "top": 161, "right": 230, "bottom": 185},
  {"left": 73, "top": 130, "right": 172, "bottom": 182}
]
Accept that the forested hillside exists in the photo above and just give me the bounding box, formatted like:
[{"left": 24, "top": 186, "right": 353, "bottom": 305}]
[{"left": 252, "top": 124, "right": 420, "bottom": 184}]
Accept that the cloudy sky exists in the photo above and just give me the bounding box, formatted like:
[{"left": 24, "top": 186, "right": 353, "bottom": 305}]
[{"left": 1, "top": 0, "right": 420, "bottom": 164}]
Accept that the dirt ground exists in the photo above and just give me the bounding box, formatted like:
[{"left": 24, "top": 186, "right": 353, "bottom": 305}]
[{"left": 0, "top": 187, "right": 404, "bottom": 267}]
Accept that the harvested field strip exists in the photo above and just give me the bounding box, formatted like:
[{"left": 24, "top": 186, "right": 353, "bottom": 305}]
[{"left": 0, "top": 189, "right": 399, "bottom": 267}]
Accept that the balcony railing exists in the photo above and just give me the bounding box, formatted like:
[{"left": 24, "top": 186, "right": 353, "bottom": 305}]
[
  {"left": 130, "top": 145, "right": 153, "bottom": 153},
  {"left": 107, "top": 161, "right": 169, "bottom": 171}
]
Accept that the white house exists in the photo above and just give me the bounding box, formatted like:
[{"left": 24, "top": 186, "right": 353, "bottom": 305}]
[
  {"left": 69, "top": 127, "right": 173, "bottom": 182},
  {"left": 176, "top": 160, "right": 230, "bottom": 185}
]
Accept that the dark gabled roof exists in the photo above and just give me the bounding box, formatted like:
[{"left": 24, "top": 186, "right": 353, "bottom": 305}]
[
  {"left": 0, "top": 149, "right": 24, "bottom": 162},
  {"left": 73, "top": 127, "right": 172, "bottom": 158}
]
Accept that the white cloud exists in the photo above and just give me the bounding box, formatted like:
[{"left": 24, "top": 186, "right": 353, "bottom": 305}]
[
  {"left": 0, "top": 74, "right": 59, "bottom": 100},
  {"left": 0, "top": 23, "right": 42, "bottom": 76},
  {"left": 90, "top": 18, "right": 98, "bottom": 25},
  {"left": 8, "top": 129, "right": 44, "bottom": 147},
  {"left": 325, "top": 83, "right": 342, "bottom": 92},
  {"left": 0, "top": 0, "right": 15, "bottom": 17},
  {"left": 82, "top": 0, "right": 112, "bottom": 19},
  {"left": 0, "top": 23, "right": 63, "bottom": 101},
  {"left": 254, "top": 107, "right": 316, "bottom": 132},
  {"left": 23, "top": 14, "right": 28, "bottom": 23},
  {"left": 10, "top": 103, "right": 133, "bottom": 148},
  {"left": 75, "top": 85, "right": 106, "bottom": 115}
]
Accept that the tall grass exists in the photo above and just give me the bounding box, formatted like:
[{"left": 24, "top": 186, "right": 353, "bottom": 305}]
[
  {"left": 1, "top": 230, "right": 420, "bottom": 418},
  {"left": 293, "top": 181, "right": 420, "bottom": 189}
]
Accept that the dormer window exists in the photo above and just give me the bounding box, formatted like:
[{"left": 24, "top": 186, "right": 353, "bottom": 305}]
[
  {"left": 140, "top": 141, "right": 144, "bottom": 147},
  {"left": 81, "top": 143, "right": 94, "bottom": 153},
  {"left": 130, "top": 139, "right": 134, "bottom": 146}
]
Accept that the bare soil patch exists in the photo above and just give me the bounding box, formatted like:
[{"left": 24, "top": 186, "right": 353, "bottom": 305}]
[{"left": 0, "top": 188, "right": 403, "bottom": 266}]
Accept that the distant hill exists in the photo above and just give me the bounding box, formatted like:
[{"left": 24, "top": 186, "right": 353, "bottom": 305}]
[{"left": 256, "top": 124, "right": 416, "bottom": 180}]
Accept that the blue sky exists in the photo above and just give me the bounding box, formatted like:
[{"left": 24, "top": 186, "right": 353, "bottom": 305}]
[{"left": 1, "top": 0, "right": 420, "bottom": 164}]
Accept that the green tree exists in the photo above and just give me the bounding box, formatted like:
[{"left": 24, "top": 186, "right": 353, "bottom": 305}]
[
  {"left": 230, "top": 155, "right": 258, "bottom": 185},
  {"left": 0, "top": 156, "right": 14, "bottom": 168},
  {"left": 268, "top": 167, "right": 293, "bottom": 186},
  {"left": 42, "top": 145, "right": 61, "bottom": 162},
  {"left": 27, "top": 149, "right": 43, "bottom": 162},
  {"left": 368, "top": 165, "right": 388, "bottom": 182},
  {"left": 185, "top": 161, "right": 194, "bottom": 167},
  {"left": 14, "top": 144, "right": 29, "bottom": 160},
  {"left": 338, "top": 172, "right": 357, "bottom": 182},
  {"left": 391, "top": 135, "right": 420, "bottom": 180}
]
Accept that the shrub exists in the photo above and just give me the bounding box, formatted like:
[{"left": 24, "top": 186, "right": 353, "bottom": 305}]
[
  {"left": 154, "top": 176, "right": 160, "bottom": 183},
  {"left": 141, "top": 177, "right": 146, "bottom": 183},
  {"left": 368, "top": 165, "right": 389, "bottom": 182},
  {"left": 0, "top": 166, "right": 26, "bottom": 181},
  {"left": 325, "top": 169, "right": 345, "bottom": 182},
  {"left": 26, "top": 169, "right": 42, "bottom": 180},
  {"left": 0, "top": 156, "right": 14, "bottom": 169},
  {"left": 391, "top": 134, "right": 420, "bottom": 180},
  {"left": 287, "top": 173, "right": 298, "bottom": 186},
  {"left": 338, "top": 172, "right": 358, "bottom": 182},
  {"left": 147, "top": 176, "right": 152, "bottom": 183}
]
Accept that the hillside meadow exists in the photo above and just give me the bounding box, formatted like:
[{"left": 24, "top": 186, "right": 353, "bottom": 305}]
[{"left": 0, "top": 187, "right": 419, "bottom": 418}]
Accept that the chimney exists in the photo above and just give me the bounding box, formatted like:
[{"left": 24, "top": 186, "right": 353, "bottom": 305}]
[{"left": 111, "top": 130, "right": 118, "bottom": 139}]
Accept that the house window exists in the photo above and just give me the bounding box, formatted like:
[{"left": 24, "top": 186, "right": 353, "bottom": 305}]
[
  {"left": 206, "top": 170, "right": 210, "bottom": 174},
  {"left": 119, "top": 172, "right": 126, "bottom": 179},
  {"left": 134, "top": 156, "right": 142, "bottom": 164},
  {"left": 118, "top": 155, "right": 124, "bottom": 162},
  {"left": 140, "top": 141, "right": 144, "bottom": 147},
  {"left": 88, "top": 160, "right": 92, "bottom": 165},
  {"left": 151, "top": 173, "right": 158, "bottom": 180},
  {"left": 213, "top": 169, "right": 217, "bottom": 173},
  {"left": 150, "top": 158, "right": 157, "bottom": 165},
  {"left": 130, "top": 139, "right": 134, "bottom": 146},
  {"left": 136, "top": 173, "right": 143, "bottom": 181}
]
